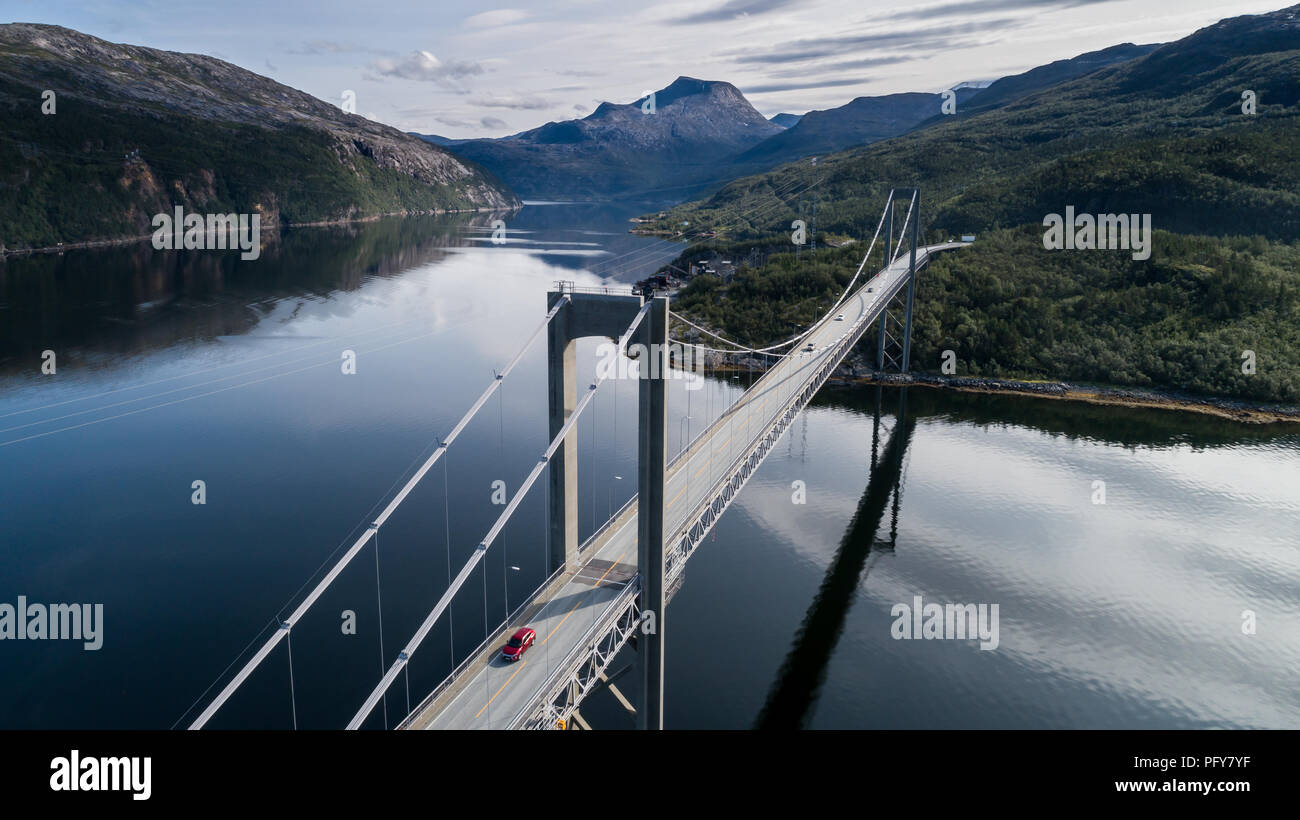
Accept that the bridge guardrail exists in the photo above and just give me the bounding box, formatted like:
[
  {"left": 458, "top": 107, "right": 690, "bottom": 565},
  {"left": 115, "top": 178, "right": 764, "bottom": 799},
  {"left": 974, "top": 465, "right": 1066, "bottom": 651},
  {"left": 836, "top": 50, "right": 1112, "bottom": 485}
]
[
  {"left": 506, "top": 576, "right": 641, "bottom": 729},
  {"left": 397, "top": 563, "right": 566, "bottom": 729},
  {"left": 553, "top": 281, "right": 635, "bottom": 297},
  {"left": 581, "top": 494, "right": 637, "bottom": 555},
  {"left": 401, "top": 469, "right": 635, "bottom": 728}
]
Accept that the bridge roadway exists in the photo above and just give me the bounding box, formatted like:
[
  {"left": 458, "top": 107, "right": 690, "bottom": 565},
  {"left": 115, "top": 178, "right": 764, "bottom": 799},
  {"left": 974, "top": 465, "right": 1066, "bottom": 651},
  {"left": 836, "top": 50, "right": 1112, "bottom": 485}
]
[{"left": 403, "top": 242, "right": 962, "bottom": 729}]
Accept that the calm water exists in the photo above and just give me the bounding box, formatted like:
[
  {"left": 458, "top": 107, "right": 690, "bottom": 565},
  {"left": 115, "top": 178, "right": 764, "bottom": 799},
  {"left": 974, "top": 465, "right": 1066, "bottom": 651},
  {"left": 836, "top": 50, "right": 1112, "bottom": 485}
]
[{"left": 1, "top": 204, "right": 1297, "bottom": 729}]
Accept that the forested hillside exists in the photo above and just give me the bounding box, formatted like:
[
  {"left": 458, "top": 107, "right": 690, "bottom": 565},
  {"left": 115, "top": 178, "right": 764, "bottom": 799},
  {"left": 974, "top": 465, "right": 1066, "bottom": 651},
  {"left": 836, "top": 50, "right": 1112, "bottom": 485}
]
[
  {"left": 675, "top": 231, "right": 1300, "bottom": 403},
  {"left": 661, "top": 7, "right": 1300, "bottom": 404}
]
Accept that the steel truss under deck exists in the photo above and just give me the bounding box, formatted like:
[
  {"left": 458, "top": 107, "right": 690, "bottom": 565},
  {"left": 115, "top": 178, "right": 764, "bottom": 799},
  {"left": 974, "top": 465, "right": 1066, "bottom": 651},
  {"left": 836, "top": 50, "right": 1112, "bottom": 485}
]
[
  {"left": 510, "top": 581, "right": 642, "bottom": 729},
  {"left": 876, "top": 300, "right": 910, "bottom": 373}
]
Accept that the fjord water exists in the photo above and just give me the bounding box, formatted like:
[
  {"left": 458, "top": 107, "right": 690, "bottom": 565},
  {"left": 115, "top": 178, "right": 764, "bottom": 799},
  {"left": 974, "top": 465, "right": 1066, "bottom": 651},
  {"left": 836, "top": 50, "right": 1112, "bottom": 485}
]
[{"left": 1, "top": 205, "right": 1296, "bottom": 729}]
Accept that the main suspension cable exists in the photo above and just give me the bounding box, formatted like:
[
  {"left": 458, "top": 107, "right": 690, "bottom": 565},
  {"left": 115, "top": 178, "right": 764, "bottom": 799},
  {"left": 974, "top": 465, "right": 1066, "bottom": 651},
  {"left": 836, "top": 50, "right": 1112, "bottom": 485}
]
[{"left": 666, "top": 190, "right": 900, "bottom": 355}]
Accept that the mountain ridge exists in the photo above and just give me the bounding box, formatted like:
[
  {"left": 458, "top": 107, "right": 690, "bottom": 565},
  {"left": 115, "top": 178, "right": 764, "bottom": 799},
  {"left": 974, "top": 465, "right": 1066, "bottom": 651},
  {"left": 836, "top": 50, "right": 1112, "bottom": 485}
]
[
  {"left": 651, "top": 4, "right": 1300, "bottom": 405},
  {"left": 0, "top": 23, "right": 518, "bottom": 251},
  {"left": 644, "top": 4, "right": 1300, "bottom": 242},
  {"left": 417, "top": 76, "right": 782, "bottom": 201},
  {"left": 423, "top": 42, "right": 1166, "bottom": 201}
]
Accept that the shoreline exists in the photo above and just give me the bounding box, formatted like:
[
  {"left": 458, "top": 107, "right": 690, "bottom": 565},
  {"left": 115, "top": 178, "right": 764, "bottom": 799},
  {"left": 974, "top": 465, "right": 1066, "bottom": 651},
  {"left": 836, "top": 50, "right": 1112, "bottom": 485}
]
[
  {"left": 0, "top": 206, "right": 519, "bottom": 258},
  {"left": 698, "top": 360, "right": 1300, "bottom": 425},
  {"left": 843, "top": 374, "right": 1300, "bottom": 425}
]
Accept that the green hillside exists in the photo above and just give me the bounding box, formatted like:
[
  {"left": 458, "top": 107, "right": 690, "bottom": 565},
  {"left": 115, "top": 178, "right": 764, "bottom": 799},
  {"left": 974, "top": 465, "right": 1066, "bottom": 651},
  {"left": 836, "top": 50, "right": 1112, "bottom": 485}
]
[
  {"left": 0, "top": 24, "right": 517, "bottom": 252},
  {"left": 660, "top": 6, "right": 1300, "bottom": 405},
  {"left": 675, "top": 231, "right": 1300, "bottom": 403},
  {"left": 645, "top": 43, "right": 1299, "bottom": 242}
]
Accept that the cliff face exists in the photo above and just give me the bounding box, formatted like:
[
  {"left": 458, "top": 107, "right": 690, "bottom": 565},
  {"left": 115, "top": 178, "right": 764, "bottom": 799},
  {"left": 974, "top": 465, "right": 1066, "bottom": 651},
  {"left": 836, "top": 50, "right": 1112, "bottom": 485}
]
[{"left": 0, "top": 24, "right": 519, "bottom": 250}]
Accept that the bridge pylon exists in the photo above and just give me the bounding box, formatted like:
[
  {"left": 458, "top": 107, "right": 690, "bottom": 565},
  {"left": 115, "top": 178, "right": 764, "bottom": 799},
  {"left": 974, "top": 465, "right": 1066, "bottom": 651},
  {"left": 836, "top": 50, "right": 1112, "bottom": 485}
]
[
  {"left": 873, "top": 188, "right": 921, "bottom": 374},
  {"left": 546, "top": 284, "right": 644, "bottom": 573},
  {"left": 633, "top": 295, "right": 668, "bottom": 730},
  {"left": 545, "top": 284, "right": 668, "bottom": 729}
]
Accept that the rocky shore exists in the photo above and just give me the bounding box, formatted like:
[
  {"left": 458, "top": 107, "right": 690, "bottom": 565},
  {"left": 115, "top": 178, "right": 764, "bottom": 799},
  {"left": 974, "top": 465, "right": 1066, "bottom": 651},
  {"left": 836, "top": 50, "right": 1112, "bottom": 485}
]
[
  {"left": 841, "top": 372, "right": 1300, "bottom": 425},
  {"left": 691, "top": 350, "right": 1300, "bottom": 425}
]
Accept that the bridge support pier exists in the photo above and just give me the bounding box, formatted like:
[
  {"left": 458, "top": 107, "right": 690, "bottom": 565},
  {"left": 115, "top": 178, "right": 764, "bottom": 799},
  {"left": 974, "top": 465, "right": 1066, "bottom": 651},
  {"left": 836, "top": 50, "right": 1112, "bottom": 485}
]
[{"left": 635, "top": 296, "right": 669, "bottom": 730}]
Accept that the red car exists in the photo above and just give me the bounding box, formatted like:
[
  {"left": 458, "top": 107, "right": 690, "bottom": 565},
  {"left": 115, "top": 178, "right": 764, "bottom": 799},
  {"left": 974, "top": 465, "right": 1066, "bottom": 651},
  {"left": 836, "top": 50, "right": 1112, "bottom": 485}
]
[{"left": 501, "top": 627, "right": 535, "bottom": 662}]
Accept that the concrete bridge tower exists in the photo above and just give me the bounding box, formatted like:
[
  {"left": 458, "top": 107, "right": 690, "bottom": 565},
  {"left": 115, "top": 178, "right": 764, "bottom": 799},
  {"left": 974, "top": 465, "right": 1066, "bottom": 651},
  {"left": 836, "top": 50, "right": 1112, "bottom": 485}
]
[{"left": 546, "top": 286, "right": 668, "bottom": 729}]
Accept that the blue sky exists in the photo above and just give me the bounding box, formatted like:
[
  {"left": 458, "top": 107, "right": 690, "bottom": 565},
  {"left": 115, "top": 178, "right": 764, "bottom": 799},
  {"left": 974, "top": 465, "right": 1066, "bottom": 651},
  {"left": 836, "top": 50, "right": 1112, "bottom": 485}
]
[{"left": 0, "top": 0, "right": 1287, "bottom": 137}]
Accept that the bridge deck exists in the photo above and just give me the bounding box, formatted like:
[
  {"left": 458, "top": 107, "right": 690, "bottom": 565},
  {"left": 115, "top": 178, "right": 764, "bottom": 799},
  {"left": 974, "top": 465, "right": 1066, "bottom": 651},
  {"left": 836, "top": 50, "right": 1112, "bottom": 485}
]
[{"left": 403, "top": 243, "right": 959, "bottom": 729}]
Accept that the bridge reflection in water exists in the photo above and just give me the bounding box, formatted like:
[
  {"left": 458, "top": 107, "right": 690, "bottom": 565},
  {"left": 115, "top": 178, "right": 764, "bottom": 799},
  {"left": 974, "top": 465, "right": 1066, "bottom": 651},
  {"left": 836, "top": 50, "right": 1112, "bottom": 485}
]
[{"left": 757, "top": 386, "right": 914, "bottom": 729}]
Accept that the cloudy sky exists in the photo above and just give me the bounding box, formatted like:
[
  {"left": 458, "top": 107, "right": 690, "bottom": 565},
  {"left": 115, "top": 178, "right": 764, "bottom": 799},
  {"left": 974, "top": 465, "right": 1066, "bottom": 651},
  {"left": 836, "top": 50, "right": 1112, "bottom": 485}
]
[{"left": 3, "top": 0, "right": 1288, "bottom": 137}]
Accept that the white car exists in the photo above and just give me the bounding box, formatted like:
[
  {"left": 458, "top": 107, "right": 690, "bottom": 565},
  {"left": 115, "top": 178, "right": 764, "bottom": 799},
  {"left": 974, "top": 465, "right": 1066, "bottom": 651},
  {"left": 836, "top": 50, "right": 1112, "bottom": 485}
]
[
  {"left": 834, "top": 314, "right": 844, "bottom": 321},
  {"left": 802, "top": 343, "right": 815, "bottom": 353}
]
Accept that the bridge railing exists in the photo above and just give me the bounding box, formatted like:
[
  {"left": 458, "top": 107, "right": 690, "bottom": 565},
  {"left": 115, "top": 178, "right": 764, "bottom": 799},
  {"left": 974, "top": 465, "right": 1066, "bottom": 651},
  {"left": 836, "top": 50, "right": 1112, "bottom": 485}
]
[
  {"left": 506, "top": 575, "right": 641, "bottom": 729},
  {"left": 581, "top": 493, "right": 637, "bottom": 555},
  {"left": 396, "top": 562, "right": 566, "bottom": 729},
  {"left": 398, "top": 472, "right": 644, "bottom": 729},
  {"left": 553, "top": 281, "right": 635, "bottom": 297}
]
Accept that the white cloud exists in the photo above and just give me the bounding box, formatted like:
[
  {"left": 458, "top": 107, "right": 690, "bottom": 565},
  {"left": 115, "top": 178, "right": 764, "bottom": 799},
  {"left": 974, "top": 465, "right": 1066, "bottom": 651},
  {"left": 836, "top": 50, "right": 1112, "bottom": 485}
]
[
  {"left": 368, "top": 50, "right": 484, "bottom": 91},
  {"left": 96, "top": 0, "right": 1285, "bottom": 139},
  {"left": 464, "top": 9, "right": 530, "bottom": 28},
  {"left": 436, "top": 115, "right": 474, "bottom": 128},
  {"left": 469, "top": 93, "right": 554, "bottom": 110}
]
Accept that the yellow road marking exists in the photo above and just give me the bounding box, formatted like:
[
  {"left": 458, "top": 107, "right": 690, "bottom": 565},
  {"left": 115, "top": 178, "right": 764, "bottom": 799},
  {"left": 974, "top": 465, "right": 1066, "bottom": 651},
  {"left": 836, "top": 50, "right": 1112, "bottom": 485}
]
[
  {"left": 668, "top": 395, "right": 774, "bottom": 510},
  {"left": 475, "top": 660, "right": 526, "bottom": 719},
  {"left": 692, "top": 458, "right": 711, "bottom": 480},
  {"left": 541, "top": 551, "right": 628, "bottom": 645},
  {"left": 475, "top": 547, "right": 633, "bottom": 719},
  {"left": 666, "top": 482, "right": 689, "bottom": 509}
]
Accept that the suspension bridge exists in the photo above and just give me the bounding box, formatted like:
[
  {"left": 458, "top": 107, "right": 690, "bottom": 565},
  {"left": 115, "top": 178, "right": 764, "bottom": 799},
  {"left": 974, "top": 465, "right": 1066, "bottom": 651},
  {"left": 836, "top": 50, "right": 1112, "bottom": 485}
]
[{"left": 184, "top": 187, "right": 967, "bottom": 730}]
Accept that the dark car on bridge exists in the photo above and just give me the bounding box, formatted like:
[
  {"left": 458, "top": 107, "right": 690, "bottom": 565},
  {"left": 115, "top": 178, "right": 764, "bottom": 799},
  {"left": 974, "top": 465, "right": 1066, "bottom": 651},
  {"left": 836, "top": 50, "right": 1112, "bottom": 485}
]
[{"left": 502, "top": 627, "right": 536, "bottom": 662}]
